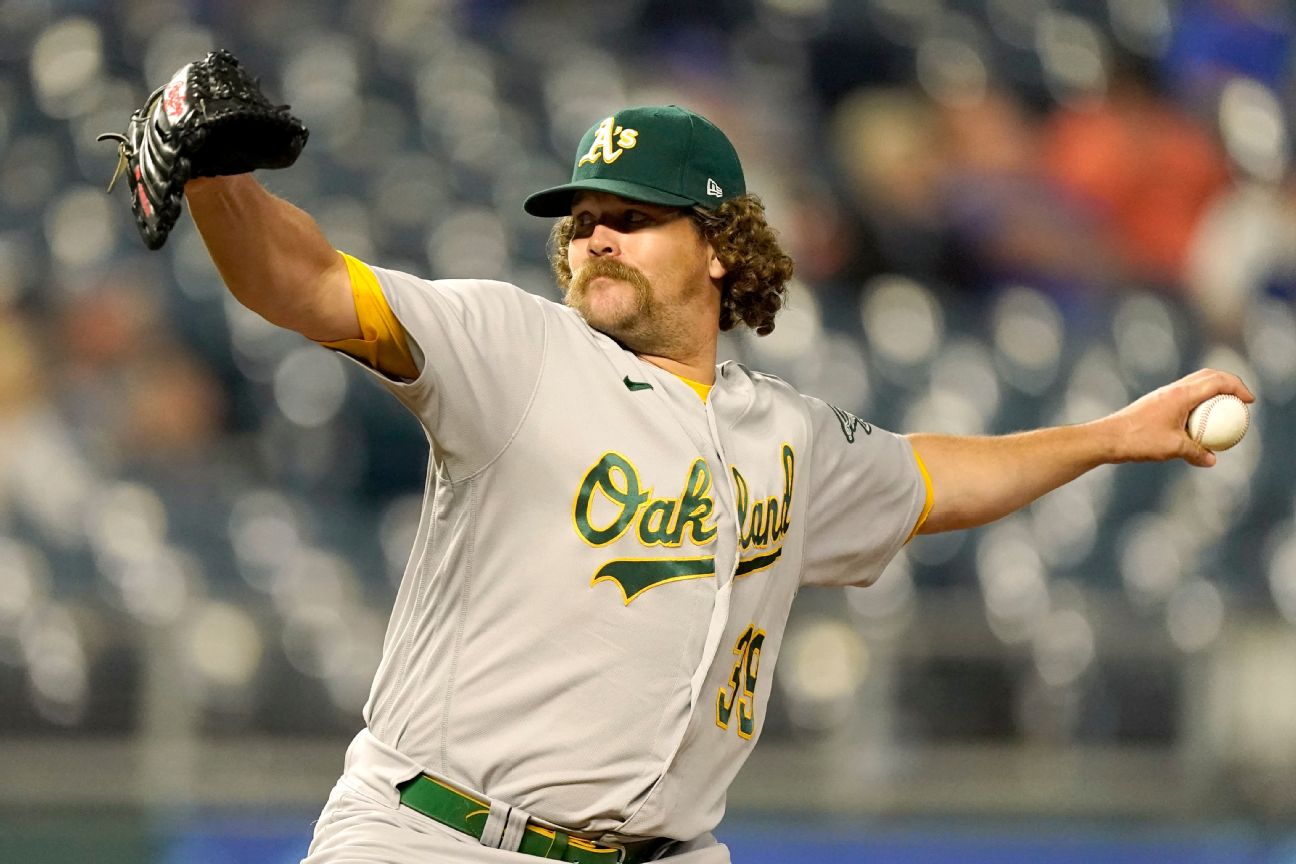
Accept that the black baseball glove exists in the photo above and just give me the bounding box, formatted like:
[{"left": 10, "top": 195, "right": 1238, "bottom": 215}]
[{"left": 98, "top": 49, "right": 309, "bottom": 250}]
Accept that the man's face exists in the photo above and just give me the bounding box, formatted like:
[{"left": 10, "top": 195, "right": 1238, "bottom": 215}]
[{"left": 564, "top": 192, "right": 725, "bottom": 356}]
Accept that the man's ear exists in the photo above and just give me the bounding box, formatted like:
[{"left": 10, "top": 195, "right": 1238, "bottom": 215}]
[{"left": 707, "top": 245, "right": 727, "bottom": 281}]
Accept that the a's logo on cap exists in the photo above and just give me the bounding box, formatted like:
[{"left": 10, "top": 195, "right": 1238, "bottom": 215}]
[
  {"left": 578, "top": 116, "right": 639, "bottom": 167},
  {"left": 706, "top": 178, "right": 723, "bottom": 198}
]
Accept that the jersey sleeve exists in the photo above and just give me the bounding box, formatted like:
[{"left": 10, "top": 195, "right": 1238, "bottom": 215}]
[
  {"left": 327, "top": 257, "right": 548, "bottom": 479},
  {"left": 318, "top": 253, "right": 420, "bottom": 381},
  {"left": 798, "top": 396, "right": 932, "bottom": 587}
]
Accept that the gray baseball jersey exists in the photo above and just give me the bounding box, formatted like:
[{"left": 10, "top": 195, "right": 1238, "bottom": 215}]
[{"left": 327, "top": 261, "right": 928, "bottom": 842}]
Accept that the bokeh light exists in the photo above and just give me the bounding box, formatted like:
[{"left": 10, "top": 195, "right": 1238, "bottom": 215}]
[
  {"left": 30, "top": 17, "right": 104, "bottom": 118},
  {"left": 273, "top": 346, "right": 349, "bottom": 428},
  {"left": 779, "top": 617, "right": 869, "bottom": 734}
]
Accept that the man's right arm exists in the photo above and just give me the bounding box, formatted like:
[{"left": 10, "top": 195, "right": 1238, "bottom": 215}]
[
  {"left": 185, "top": 174, "right": 359, "bottom": 342},
  {"left": 908, "top": 368, "right": 1254, "bottom": 535}
]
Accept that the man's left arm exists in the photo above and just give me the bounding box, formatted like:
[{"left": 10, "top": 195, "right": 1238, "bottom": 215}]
[{"left": 909, "top": 368, "right": 1255, "bottom": 535}]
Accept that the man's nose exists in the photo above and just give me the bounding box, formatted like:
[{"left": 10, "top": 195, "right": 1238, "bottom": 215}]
[{"left": 587, "top": 222, "right": 620, "bottom": 257}]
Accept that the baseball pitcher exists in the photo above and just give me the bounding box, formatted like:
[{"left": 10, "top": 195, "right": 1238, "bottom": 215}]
[{"left": 100, "top": 52, "right": 1253, "bottom": 864}]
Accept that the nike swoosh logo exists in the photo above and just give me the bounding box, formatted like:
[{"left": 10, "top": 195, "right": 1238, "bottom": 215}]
[{"left": 623, "top": 375, "right": 653, "bottom": 392}]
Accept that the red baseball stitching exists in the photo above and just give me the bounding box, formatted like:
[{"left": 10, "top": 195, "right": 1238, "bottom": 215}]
[
  {"left": 1194, "top": 399, "right": 1214, "bottom": 445},
  {"left": 1194, "top": 396, "right": 1248, "bottom": 448}
]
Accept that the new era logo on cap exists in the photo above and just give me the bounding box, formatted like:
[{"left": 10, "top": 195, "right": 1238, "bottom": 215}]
[{"left": 523, "top": 105, "right": 746, "bottom": 217}]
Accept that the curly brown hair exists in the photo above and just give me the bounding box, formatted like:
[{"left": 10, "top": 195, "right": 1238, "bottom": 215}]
[{"left": 548, "top": 194, "right": 794, "bottom": 336}]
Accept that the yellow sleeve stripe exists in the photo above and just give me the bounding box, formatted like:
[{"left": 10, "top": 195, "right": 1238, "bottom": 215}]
[
  {"left": 318, "top": 252, "right": 420, "bottom": 381},
  {"left": 905, "top": 449, "right": 935, "bottom": 543}
]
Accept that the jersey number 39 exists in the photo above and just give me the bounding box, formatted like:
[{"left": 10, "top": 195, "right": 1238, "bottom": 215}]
[{"left": 716, "top": 623, "right": 765, "bottom": 740}]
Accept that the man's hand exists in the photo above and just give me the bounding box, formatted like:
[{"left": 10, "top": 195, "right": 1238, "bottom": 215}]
[{"left": 1103, "top": 368, "right": 1255, "bottom": 468}]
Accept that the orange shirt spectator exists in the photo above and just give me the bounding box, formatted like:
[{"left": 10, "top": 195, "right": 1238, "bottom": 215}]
[{"left": 1043, "top": 64, "right": 1232, "bottom": 288}]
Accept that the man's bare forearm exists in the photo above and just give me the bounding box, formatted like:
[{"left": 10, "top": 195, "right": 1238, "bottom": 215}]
[
  {"left": 908, "top": 369, "right": 1254, "bottom": 535},
  {"left": 185, "top": 175, "right": 358, "bottom": 341},
  {"left": 907, "top": 422, "right": 1117, "bottom": 534}
]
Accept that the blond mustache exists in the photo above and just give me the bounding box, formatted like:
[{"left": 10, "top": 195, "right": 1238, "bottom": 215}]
[{"left": 567, "top": 258, "right": 652, "bottom": 303}]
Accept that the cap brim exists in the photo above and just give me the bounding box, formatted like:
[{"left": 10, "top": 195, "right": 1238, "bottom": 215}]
[{"left": 523, "top": 179, "right": 696, "bottom": 217}]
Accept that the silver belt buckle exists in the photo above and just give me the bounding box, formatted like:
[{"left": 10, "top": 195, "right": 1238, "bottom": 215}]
[
  {"left": 605, "top": 836, "right": 674, "bottom": 863},
  {"left": 585, "top": 835, "right": 630, "bottom": 863}
]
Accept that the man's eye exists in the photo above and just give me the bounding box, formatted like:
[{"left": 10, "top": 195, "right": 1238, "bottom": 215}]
[
  {"left": 624, "top": 211, "right": 649, "bottom": 225},
  {"left": 572, "top": 216, "right": 594, "bottom": 238}
]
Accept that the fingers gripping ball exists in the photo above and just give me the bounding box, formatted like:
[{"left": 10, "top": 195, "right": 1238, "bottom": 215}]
[
  {"left": 1186, "top": 394, "right": 1250, "bottom": 452},
  {"left": 96, "top": 49, "right": 309, "bottom": 250}
]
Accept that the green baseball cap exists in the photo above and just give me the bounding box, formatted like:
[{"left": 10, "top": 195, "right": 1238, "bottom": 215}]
[{"left": 524, "top": 105, "right": 746, "bottom": 217}]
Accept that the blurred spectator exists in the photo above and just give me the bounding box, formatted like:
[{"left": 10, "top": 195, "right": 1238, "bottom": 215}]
[
  {"left": 774, "top": 177, "right": 855, "bottom": 287},
  {"left": 1188, "top": 174, "right": 1296, "bottom": 342},
  {"left": 828, "top": 86, "right": 1118, "bottom": 318},
  {"left": 0, "top": 309, "right": 96, "bottom": 548},
  {"left": 936, "top": 89, "right": 1120, "bottom": 312},
  {"left": 51, "top": 277, "right": 228, "bottom": 476},
  {"left": 0, "top": 310, "right": 39, "bottom": 417},
  {"left": 120, "top": 347, "right": 227, "bottom": 465},
  {"left": 828, "top": 87, "right": 956, "bottom": 286},
  {"left": 1185, "top": 69, "right": 1296, "bottom": 343},
  {"left": 1165, "top": 0, "right": 1295, "bottom": 120},
  {"left": 1043, "top": 56, "right": 1232, "bottom": 291}
]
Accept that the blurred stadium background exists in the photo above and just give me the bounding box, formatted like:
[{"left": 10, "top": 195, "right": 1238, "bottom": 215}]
[{"left": 4, "top": 0, "right": 1296, "bottom": 861}]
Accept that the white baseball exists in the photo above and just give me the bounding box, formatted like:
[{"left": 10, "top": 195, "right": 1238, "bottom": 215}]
[{"left": 1185, "top": 394, "right": 1249, "bottom": 451}]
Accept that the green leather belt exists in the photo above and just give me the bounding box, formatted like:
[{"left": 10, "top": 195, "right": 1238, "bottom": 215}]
[{"left": 396, "top": 774, "right": 670, "bottom": 863}]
